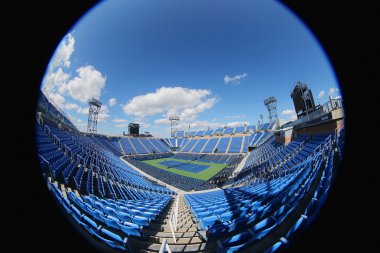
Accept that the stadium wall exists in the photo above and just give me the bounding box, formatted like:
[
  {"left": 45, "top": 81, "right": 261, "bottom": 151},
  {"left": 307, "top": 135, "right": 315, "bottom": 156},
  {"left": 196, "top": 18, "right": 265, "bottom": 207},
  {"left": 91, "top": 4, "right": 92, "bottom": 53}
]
[
  {"left": 39, "top": 114, "right": 77, "bottom": 133},
  {"left": 275, "top": 127, "right": 293, "bottom": 145},
  {"left": 295, "top": 118, "right": 344, "bottom": 135}
]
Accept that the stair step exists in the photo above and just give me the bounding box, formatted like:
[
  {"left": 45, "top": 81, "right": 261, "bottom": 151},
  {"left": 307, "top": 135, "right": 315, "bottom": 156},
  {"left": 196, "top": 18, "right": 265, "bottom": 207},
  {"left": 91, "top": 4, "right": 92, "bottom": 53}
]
[
  {"left": 148, "top": 236, "right": 203, "bottom": 244},
  {"left": 143, "top": 231, "right": 200, "bottom": 238},
  {"left": 156, "top": 222, "right": 198, "bottom": 231},
  {"left": 130, "top": 195, "right": 210, "bottom": 252},
  {"left": 139, "top": 250, "right": 211, "bottom": 253},
  {"left": 179, "top": 224, "right": 198, "bottom": 228},
  {"left": 60, "top": 184, "right": 68, "bottom": 198},
  {"left": 178, "top": 217, "right": 192, "bottom": 222},
  {"left": 132, "top": 240, "right": 209, "bottom": 252}
]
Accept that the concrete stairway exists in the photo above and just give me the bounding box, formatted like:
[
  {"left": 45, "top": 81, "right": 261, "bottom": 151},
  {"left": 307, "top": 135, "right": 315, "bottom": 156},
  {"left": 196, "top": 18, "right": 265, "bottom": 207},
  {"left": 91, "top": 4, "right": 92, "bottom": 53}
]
[
  {"left": 130, "top": 196, "right": 215, "bottom": 253},
  {"left": 229, "top": 154, "right": 249, "bottom": 178},
  {"left": 225, "top": 137, "right": 233, "bottom": 154}
]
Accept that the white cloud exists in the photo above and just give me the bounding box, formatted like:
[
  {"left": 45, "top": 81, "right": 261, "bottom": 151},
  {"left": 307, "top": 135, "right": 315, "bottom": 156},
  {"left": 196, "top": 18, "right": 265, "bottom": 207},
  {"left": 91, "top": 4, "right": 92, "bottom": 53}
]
[
  {"left": 148, "top": 130, "right": 169, "bottom": 138},
  {"left": 115, "top": 123, "right": 129, "bottom": 128},
  {"left": 42, "top": 68, "right": 70, "bottom": 109},
  {"left": 123, "top": 87, "right": 217, "bottom": 120},
  {"left": 43, "top": 68, "right": 70, "bottom": 93},
  {"left": 223, "top": 121, "right": 250, "bottom": 128},
  {"left": 329, "top": 88, "right": 339, "bottom": 96},
  {"left": 278, "top": 118, "right": 288, "bottom": 126},
  {"left": 77, "top": 107, "right": 88, "bottom": 115},
  {"left": 281, "top": 109, "right": 297, "bottom": 121},
  {"left": 65, "top": 65, "right": 106, "bottom": 103},
  {"left": 317, "top": 90, "right": 325, "bottom": 99},
  {"left": 155, "top": 118, "right": 170, "bottom": 125},
  {"left": 45, "top": 92, "right": 65, "bottom": 109},
  {"left": 40, "top": 32, "right": 108, "bottom": 121},
  {"left": 76, "top": 105, "right": 109, "bottom": 123},
  {"left": 75, "top": 123, "right": 88, "bottom": 132},
  {"left": 51, "top": 33, "right": 75, "bottom": 69},
  {"left": 154, "top": 119, "right": 254, "bottom": 136},
  {"left": 41, "top": 34, "right": 73, "bottom": 98},
  {"left": 140, "top": 122, "right": 152, "bottom": 129},
  {"left": 179, "top": 97, "right": 217, "bottom": 121},
  {"left": 115, "top": 119, "right": 150, "bottom": 129},
  {"left": 224, "top": 73, "right": 248, "bottom": 84},
  {"left": 64, "top": 103, "right": 79, "bottom": 110},
  {"left": 40, "top": 34, "right": 73, "bottom": 110},
  {"left": 97, "top": 105, "right": 110, "bottom": 123},
  {"left": 66, "top": 113, "right": 87, "bottom": 131},
  {"left": 66, "top": 113, "right": 76, "bottom": 122},
  {"left": 179, "top": 121, "right": 220, "bottom": 131},
  {"left": 290, "top": 115, "right": 297, "bottom": 121},
  {"left": 108, "top": 98, "right": 117, "bottom": 107},
  {"left": 113, "top": 118, "right": 128, "bottom": 123},
  {"left": 225, "top": 115, "right": 246, "bottom": 120},
  {"left": 155, "top": 118, "right": 249, "bottom": 133},
  {"left": 281, "top": 109, "right": 295, "bottom": 116}
]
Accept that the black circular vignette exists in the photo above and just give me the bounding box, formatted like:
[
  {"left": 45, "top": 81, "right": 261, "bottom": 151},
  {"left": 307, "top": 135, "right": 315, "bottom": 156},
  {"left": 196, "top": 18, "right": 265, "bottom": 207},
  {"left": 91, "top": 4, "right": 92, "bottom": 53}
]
[
  {"left": 3, "top": 1, "right": 376, "bottom": 252},
  {"left": 4, "top": 1, "right": 102, "bottom": 253},
  {"left": 280, "top": 1, "right": 376, "bottom": 252}
]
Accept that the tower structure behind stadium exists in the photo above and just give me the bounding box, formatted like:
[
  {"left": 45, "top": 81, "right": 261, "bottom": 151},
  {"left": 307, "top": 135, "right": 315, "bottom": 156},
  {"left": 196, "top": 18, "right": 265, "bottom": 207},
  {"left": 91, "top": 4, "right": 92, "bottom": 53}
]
[
  {"left": 264, "top": 96, "right": 279, "bottom": 128},
  {"left": 87, "top": 97, "right": 102, "bottom": 134}
]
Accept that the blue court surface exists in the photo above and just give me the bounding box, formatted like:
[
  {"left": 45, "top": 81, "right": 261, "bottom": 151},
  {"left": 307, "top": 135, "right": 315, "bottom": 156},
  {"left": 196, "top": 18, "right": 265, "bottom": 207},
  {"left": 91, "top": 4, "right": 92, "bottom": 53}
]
[{"left": 159, "top": 160, "right": 210, "bottom": 173}]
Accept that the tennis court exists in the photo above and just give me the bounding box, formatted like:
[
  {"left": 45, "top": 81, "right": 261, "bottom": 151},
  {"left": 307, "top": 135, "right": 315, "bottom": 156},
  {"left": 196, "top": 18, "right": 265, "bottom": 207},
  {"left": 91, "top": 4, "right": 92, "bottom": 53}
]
[
  {"left": 142, "top": 157, "right": 227, "bottom": 180},
  {"left": 159, "top": 160, "right": 210, "bottom": 173}
]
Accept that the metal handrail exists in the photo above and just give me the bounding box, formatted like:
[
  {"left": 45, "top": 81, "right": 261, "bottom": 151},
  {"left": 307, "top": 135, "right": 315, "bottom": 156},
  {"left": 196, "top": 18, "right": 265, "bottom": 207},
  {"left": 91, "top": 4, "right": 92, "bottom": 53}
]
[
  {"left": 285, "top": 97, "right": 343, "bottom": 128},
  {"left": 38, "top": 154, "right": 51, "bottom": 176},
  {"left": 174, "top": 194, "right": 180, "bottom": 229},
  {"left": 168, "top": 213, "right": 177, "bottom": 243},
  {"left": 159, "top": 239, "right": 172, "bottom": 253},
  {"left": 168, "top": 194, "right": 180, "bottom": 244}
]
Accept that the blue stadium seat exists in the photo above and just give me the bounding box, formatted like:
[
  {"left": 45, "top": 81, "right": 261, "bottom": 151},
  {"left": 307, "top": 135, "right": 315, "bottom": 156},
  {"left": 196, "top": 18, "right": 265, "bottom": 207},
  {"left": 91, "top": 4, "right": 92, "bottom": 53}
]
[
  {"left": 284, "top": 215, "right": 308, "bottom": 242},
  {"left": 83, "top": 215, "right": 100, "bottom": 230},
  {"left": 119, "top": 223, "right": 142, "bottom": 237},
  {"left": 199, "top": 215, "right": 219, "bottom": 229},
  {"left": 103, "top": 215, "right": 121, "bottom": 230},
  {"left": 93, "top": 227, "right": 128, "bottom": 250},
  {"left": 262, "top": 239, "right": 287, "bottom": 253}
]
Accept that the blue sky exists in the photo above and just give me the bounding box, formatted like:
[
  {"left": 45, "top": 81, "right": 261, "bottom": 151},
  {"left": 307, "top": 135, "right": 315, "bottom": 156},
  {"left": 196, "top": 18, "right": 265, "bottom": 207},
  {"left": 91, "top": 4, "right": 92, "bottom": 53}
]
[{"left": 41, "top": 0, "right": 341, "bottom": 137}]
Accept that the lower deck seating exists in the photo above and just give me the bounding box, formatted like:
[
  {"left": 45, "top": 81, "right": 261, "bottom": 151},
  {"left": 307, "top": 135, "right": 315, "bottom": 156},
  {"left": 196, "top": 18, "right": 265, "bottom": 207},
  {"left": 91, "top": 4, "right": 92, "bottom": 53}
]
[
  {"left": 185, "top": 135, "right": 335, "bottom": 253},
  {"left": 49, "top": 180, "right": 171, "bottom": 251},
  {"left": 37, "top": 119, "right": 178, "bottom": 251},
  {"left": 37, "top": 111, "right": 341, "bottom": 253}
]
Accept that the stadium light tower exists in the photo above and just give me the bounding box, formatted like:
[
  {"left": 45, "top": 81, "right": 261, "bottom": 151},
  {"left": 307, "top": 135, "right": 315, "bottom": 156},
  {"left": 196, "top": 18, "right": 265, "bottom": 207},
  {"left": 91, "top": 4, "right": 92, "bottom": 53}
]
[
  {"left": 87, "top": 97, "right": 102, "bottom": 134},
  {"left": 264, "top": 96, "right": 279, "bottom": 127},
  {"left": 168, "top": 115, "right": 180, "bottom": 137}
]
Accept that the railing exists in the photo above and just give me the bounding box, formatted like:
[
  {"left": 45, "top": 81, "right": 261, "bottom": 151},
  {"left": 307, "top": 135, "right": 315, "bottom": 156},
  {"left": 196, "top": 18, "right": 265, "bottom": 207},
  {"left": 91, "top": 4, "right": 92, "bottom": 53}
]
[
  {"left": 313, "top": 134, "right": 332, "bottom": 159},
  {"left": 168, "top": 194, "right": 180, "bottom": 244},
  {"left": 38, "top": 154, "right": 51, "bottom": 175},
  {"left": 159, "top": 238, "right": 172, "bottom": 253},
  {"left": 174, "top": 194, "right": 179, "bottom": 227},
  {"left": 252, "top": 132, "right": 274, "bottom": 148},
  {"left": 159, "top": 194, "right": 181, "bottom": 252},
  {"left": 285, "top": 97, "right": 343, "bottom": 128},
  {"left": 63, "top": 144, "right": 72, "bottom": 157},
  {"left": 168, "top": 213, "right": 177, "bottom": 243},
  {"left": 41, "top": 90, "right": 78, "bottom": 130},
  {"left": 52, "top": 135, "right": 60, "bottom": 148},
  {"left": 44, "top": 124, "right": 51, "bottom": 136}
]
